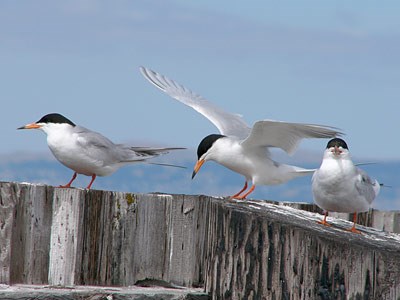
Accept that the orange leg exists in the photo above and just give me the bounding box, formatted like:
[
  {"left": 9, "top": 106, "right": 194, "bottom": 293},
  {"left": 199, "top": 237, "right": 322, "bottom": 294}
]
[
  {"left": 347, "top": 213, "right": 361, "bottom": 234},
  {"left": 86, "top": 174, "right": 97, "bottom": 189},
  {"left": 318, "top": 211, "right": 331, "bottom": 227},
  {"left": 230, "top": 181, "right": 248, "bottom": 199},
  {"left": 233, "top": 185, "right": 255, "bottom": 200},
  {"left": 59, "top": 172, "right": 77, "bottom": 188}
]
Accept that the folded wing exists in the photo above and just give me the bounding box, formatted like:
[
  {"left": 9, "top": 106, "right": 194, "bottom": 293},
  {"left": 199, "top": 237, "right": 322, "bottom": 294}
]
[
  {"left": 75, "top": 126, "right": 184, "bottom": 165},
  {"left": 355, "top": 169, "right": 380, "bottom": 204}
]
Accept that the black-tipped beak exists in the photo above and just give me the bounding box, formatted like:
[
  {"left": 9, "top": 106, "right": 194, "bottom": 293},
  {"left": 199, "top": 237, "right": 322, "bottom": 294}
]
[
  {"left": 192, "top": 159, "right": 205, "bottom": 179},
  {"left": 17, "top": 123, "right": 41, "bottom": 130}
]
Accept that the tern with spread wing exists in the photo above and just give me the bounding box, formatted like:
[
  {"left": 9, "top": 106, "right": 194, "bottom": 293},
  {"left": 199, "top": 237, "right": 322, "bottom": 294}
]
[
  {"left": 140, "top": 66, "right": 342, "bottom": 199},
  {"left": 18, "top": 113, "right": 185, "bottom": 189},
  {"left": 312, "top": 138, "right": 381, "bottom": 233}
]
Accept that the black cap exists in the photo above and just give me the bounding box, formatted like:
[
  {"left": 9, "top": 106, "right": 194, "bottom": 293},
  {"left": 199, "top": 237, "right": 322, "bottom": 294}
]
[
  {"left": 36, "top": 113, "right": 76, "bottom": 127},
  {"left": 196, "top": 134, "right": 225, "bottom": 159},
  {"left": 326, "top": 138, "right": 348, "bottom": 150}
]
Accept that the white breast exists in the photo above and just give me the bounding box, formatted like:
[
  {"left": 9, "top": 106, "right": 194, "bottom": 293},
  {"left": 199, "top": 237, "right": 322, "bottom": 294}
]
[{"left": 312, "top": 158, "right": 372, "bottom": 213}]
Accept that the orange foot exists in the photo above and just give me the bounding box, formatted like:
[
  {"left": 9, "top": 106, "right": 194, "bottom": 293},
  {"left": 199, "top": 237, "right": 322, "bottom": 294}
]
[
  {"left": 59, "top": 172, "right": 77, "bottom": 188},
  {"left": 317, "top": 212, "right": 331, "bottom": 226},
  {"left": 230, "top": 181, "right": 248, "bottom": 199},
  {"left": 317, "top": 219, "right": 332, "bottom": 227},
  {"left": 346, "top": 214, "right": 362, "bottom": 234},
  {"left": 230, "top": 185, "right": 255, "bottom": 200},
  {"left": 232, "top": 195, "right": 246, "bottom": 200},
  {"left": 347, "top": 224, "right": 362, "bottom": 234},
  {"left": 59, "top": 184, "right": 72, "bottom": 188}
]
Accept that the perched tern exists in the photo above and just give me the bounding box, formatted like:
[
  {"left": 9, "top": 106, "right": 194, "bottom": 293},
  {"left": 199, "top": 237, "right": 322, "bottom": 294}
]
[
  {"left": 140, "top": 66, "right": 343, "bottom": 199},
  {"left": 312, "top": 138, "right": 381, "bottom": 233},
  {"left": 18, "top": 113, "right": 185, "bottom": 189}
]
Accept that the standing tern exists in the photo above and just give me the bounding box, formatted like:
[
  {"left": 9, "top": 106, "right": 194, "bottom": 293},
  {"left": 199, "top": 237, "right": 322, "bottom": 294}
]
[
  {"left": 18, "top": 113, "right": 185, "bottom": 189},
  {"left": 312, "top": 138, "right": 381, "bottom": 233},
  {"left": 140, "top": 66, "right": 343, "bottom": 199}
]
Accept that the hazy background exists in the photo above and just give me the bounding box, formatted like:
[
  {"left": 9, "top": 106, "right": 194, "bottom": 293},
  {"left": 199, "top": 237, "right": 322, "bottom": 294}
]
[{"left": 1, "top": 1, "right": 399, "bottom": 209}]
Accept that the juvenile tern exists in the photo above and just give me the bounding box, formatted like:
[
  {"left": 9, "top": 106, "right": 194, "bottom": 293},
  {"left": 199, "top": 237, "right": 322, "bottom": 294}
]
[
  {"left": 140, "top": 66, "right": 343, "bottom": 199},
  {"left": 312, "top": 138, "right": 381, "bottom": 233},
  {"left": 18, "top": 113, "right": 185, "bottom": 189}
]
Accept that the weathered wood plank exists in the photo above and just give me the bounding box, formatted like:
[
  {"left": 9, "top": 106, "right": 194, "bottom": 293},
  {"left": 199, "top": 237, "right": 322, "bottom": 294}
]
[
  {"left": 120, "top": 193, "right": 208, "bottom": 286},
  {"left": 270, "top": 201, "right": 400, "bottom": 234},
  {"left": 204, "top": 199, "right": 400, "bottom": 299},
  {"left": 0, "top": 182, "right": 52, "bottom": 284},
  {"left": 330, "top": 210, "right": 400, "bottom": 233},
  {"left": 46, "top": 190, "right": 208, "bottom": 287},
  {"left": 78, "top": 189, "right": 124, "bottom": 286},
  {"left": 0, "top": 182, "right": 17, "bottom": 283},
  {"left": 161, "top": 194, "right": 209, "bottom": 286},
  {"left": 48, "top": 188, "right": 85, "bottom": 286},
  {"left": 1, "top": 181, "right": 400, "bottom": 300},
  {"left": 12, "top": 183, "right": 53, "bottom": 285},
  {"left": 0, "top": 284, "right": 209, "bottom": 299}
]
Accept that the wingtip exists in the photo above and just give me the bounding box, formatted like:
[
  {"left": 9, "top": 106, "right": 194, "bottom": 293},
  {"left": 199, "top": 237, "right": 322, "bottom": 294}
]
[
  {"left": 380, "top": 183, "right": 392, "bottom": 188},
  {"left": 139, "top": 65, "right": 149, "bottom": 77},
  {"left": 139, "top": 66, "right": 159, "bottom": 79}
]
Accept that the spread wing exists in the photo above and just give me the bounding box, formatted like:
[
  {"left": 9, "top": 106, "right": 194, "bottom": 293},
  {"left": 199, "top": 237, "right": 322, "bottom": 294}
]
[
  {"left": 140, "top": 66, "right": 251, "bottom": 139},
  {"left": 241, "top": 120, "right": 342, "bottom": 155}
]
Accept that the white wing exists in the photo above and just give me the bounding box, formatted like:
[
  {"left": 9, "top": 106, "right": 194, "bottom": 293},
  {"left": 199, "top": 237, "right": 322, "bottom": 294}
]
[
  {"left": 241, "top": 120, "right": 342, "bottom": 155},
  {"left": 140, "top": 66, "right": 251, "bottom": 139}
]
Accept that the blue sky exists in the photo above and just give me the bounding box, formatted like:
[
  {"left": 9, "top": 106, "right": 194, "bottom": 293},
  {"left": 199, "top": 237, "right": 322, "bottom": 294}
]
[{"left": 1, "top": 1, "right": 399, "bottom": 160}]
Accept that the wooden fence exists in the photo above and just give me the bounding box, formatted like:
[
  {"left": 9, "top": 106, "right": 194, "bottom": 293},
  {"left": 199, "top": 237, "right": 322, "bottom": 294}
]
[{"left": 0, "top": 182, "right": 399, "bottom": 299}]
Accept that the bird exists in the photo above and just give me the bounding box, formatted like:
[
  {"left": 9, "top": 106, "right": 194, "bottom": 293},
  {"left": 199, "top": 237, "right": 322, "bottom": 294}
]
[
  {"left": 18, "top": 113, "right": 185, "bottom": 189},
  {"left": 140, "top": 66, "right": 343, "bottom": 199},
  {"left": 311, "top": 138, "right": 381, "bottom": 233}
]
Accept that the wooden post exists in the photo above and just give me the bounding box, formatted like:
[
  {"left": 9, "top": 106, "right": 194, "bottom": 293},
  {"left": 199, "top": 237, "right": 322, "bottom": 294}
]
[
  {"left": 48, "top": 188, "right": 85, "bottom": 286},
  {"left": 0, "top": 182, "right": 52, "bottom": 284},
  {"left": 0, "top": 182, "right": 399, "bottom": 299},
  {"left": 204, "top": 199, "right": 400, "bottom": 299},
  {"left": 45, "top": 189, "right": 208, "bottom": 287}
]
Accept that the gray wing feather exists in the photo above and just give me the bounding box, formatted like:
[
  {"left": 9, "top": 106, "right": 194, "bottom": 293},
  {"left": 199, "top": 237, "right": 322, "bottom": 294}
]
[
  {"left": 355, "top": 168, "right": 380, "bottom": 204},
  {"left": 74, "top": 127, "right": 133, "bottom": 164},
  {"left": 74, "top": 126, "right": 180, "bottom": 164},
  {"left": 241, "top": 120, "right": 342, "bottom": 154},
  {"left": 140, "top": 66, "right": 251, "bottom": 139}
]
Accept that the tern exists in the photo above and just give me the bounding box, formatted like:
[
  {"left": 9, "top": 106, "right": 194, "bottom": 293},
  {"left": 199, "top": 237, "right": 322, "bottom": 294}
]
[
  {"left": 18, "top": 113, "right": 185, "bottom": 189},
  {"left": 140, "top": 66, "right": 343, "bottom": 199},
  {"left": 312, "top": 138, "right": 381, "bottom": 233}
]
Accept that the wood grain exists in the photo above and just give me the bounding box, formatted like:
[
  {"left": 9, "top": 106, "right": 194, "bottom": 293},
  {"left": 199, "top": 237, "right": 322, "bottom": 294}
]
[{"left": 0, "top": 182, "right": 399, "bottom": 299}]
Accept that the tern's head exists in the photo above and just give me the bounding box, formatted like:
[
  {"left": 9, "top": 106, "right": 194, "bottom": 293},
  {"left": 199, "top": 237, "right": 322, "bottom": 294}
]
[
  {"left": 17, "top": 113, "right": 76, "bottom": 134},
  {"left": 192, "top": 134, "right": 225, "bottom": 179},
  {"left": 325, "top": 138, "right": 349, "bottom": 159}
]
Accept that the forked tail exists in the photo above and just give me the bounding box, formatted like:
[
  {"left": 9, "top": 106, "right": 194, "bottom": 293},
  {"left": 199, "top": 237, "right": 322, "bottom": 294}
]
[
  {"left": 130, "top": 147, "right": 186, "bottom": 156},
  {"left": 290, "top": 165, "right": 316, "bottom": 177}
]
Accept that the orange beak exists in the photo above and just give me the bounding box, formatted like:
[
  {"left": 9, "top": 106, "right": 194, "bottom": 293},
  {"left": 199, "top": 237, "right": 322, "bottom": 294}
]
[
  {"left": 17, "top": 123, "right": 41, "bottom": 130},
  {"left": 192, "top": 159, "right": 205, "bottom": 179}
]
